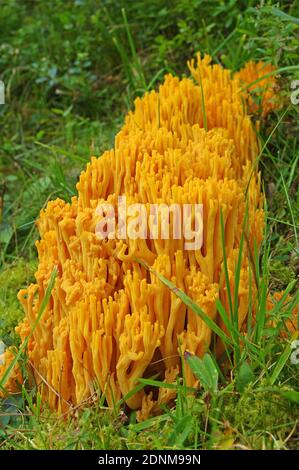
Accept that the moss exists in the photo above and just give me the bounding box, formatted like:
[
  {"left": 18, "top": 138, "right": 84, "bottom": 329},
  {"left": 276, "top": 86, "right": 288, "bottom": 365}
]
[
  {"left": 221, "top": 384, "right": 299, "bottom": 449},
  {"left": 269, "top": 260, "right": 296, "bottom": 291},
  {"left": 1, "top": 385, "right": 298, "bottom": 450}
]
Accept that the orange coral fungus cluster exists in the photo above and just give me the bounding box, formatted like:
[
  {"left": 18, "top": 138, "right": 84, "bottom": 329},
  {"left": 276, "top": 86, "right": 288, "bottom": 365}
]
[
  {"left": 235, "top": 60, "right": 279, "bottom": 117},
  {"left": 0, "top": 54, "right": 278, "bottom": 416}
]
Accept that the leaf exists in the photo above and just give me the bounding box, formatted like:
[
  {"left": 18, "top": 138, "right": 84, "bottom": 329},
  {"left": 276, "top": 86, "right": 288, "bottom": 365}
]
[
  {"left": 168, "top": 414, "right": 193, "bottom": 447},
  {"left": 269, "top": 333, "right": 297, "bottom": 386},
  {"left": 259, "top": 387, "right": 299, "bottom": 404},
  {"left": 138, "top": 377, "right": 196, "bottom": 393},
  {"left": 185, "top": 353, "right": 218, "bottom": 393},
  {"left": 0, "top": 222, "right": 13, "bottom": 245},
  {"left": 236, "top": 361, "right": 255, "bottom": 392},
  {"left": 0, "top": 413, "right": 10, "bottom": 428},
  {"left": 279, "top": 389, "right": 299, "bottom": 404},
  {"left": 271, "top": 7, "right": 299, "bottom": 25},
  {"left": 116, "top": 373, "right": 160, "bottom": 408},
  {"left": 131, "top": 414, "right": 169, "bottom": 433}
]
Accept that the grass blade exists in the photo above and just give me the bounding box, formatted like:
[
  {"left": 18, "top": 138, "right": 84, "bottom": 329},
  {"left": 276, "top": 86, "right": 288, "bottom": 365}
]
[
  {"left": 269, "top": 333, "right": 298, "bottom": 386},
  {"left": 135, "top": 257, "right": 233, "bottom": 347}
]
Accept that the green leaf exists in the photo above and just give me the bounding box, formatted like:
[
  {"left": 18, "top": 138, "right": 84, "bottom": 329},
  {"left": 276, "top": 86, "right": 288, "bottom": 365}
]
[
  {"left": 138, "top": 377, "right": 196, "bottom": 393},
  {"left": 0, "top": 223, "right": 13, "bottom": 245},
  {"left": 271, "top": 7, "right": 299, "bottom": 25},
  {"left": 130, "top": 414, "right": 168, "bottom": 433},
  {"left": 236, "top": 361, "right": 255, "bottom": 392},
  {"left": 279, "top": 390, "right": 299, "bottom": 404},
  {"left": 269, "top": 334, "right": 297, "bottom": 386},
  {"left": 168, "top": 414, "right": 193, "bottom": 447},
  {"left": 186, "top": 353, "right": 218, "bottom": 393},
  {"left": 258, "top": 387, "right": 299, "bottom": 405},
  {"left": 116, "top": 373, "right": 160, "bottom": 408}
]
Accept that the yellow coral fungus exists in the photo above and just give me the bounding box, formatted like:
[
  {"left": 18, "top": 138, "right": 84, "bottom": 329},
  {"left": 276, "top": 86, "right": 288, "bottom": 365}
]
[
  {"left": 0, "top": 348, "right": 22, "bottom": 394},
  {"left": 235, "top": 60, "right": 279, "bottom": 117},
  {"left": 1, "top": 53, "right": 280, "bottom": 416}
]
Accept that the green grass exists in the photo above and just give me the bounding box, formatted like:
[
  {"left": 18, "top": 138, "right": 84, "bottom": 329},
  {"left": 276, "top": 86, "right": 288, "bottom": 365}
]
[{"left": 0, "top": 0, "right": 298, "bottom": 450}]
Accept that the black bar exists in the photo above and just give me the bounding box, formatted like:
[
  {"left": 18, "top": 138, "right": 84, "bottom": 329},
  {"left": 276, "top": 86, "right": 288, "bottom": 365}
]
[{"left": 0, "top": 449, "right": 298, "bottom": 466}]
